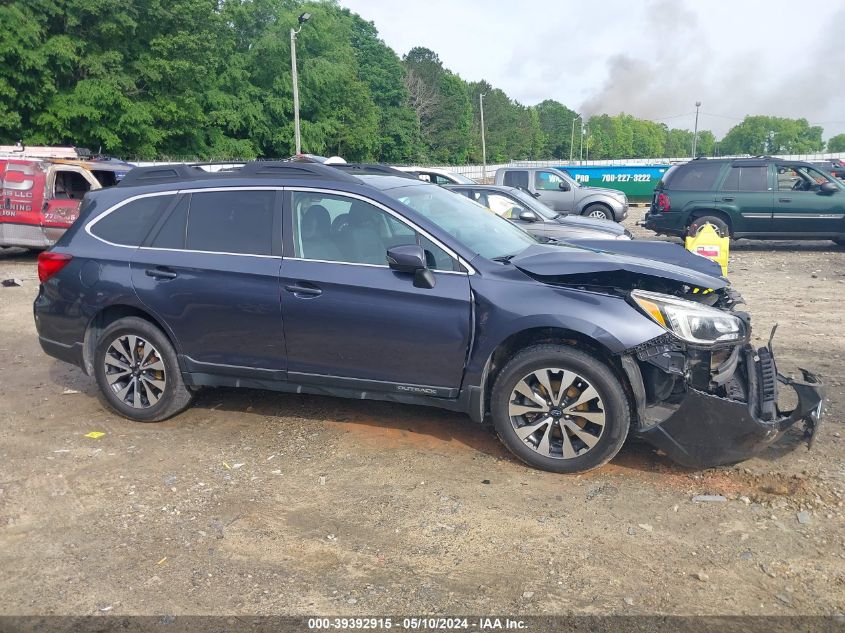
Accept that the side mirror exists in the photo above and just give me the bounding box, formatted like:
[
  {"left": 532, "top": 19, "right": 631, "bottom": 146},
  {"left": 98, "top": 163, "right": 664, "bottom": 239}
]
[
  {"left": 387, "top": 245, "right": 435, "bottom": 289},
  {"left": 387, "top": 244, "right": 426, "bottom": 273},
  {"left": 518, "top": 210, "right": 538, "bottom": 222},
  {"left": 559, "top": 182, "right": 570, "bottom": 191},
  {"left": 819, "top": 182, "right": 839, "bottom": 195}
]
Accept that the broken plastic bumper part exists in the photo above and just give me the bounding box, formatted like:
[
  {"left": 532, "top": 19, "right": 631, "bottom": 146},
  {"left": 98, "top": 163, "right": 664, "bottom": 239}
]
[{"left": 633, "top": 344, "right": 824, "bottom": 469}]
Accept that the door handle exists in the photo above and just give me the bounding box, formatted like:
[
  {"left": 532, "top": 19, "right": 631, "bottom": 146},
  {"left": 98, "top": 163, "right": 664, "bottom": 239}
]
[
  {"left": 285, "top": 283, "right": 322, "bottom": 298},
  {"left": 778, "top": 197, "right": 792, "bottom": 203},
  {"left": 145, "top": 267, "right": 177, "bottom": 280},
  {"left": 721, "top": 196, "right": 735, "bottom": 202}
]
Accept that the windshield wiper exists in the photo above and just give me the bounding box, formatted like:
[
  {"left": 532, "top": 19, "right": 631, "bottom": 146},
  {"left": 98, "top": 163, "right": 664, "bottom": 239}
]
[{"left": 492, "top": 254, "right": 517, "bottom": 264}]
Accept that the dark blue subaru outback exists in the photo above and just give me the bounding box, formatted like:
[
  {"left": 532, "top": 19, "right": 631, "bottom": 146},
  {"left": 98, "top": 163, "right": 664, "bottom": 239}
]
[{"left": 33, "top": 162, "right": 824, "bottom": 473}]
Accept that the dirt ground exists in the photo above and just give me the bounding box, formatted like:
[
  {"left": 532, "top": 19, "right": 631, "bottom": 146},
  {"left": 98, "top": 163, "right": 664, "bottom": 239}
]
[{"left": 1, "top": 211, "right": 844, "bottom": 618}]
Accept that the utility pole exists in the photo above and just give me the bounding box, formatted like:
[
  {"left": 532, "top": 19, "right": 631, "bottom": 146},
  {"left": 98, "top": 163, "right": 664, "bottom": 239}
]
[
  {"left": 479, "top": 93, "right": 487, "bottom": 181},
  {"left": 579, "top": 121, "right": 585, "bottom": 164},
  {"left": 585, "top": 125, "right": 589, "bottom": 163},
  {"left": 692, "top": 101, "right": 701, "bottom": 158},
  {"left": 291, "top": 12, "right": 311, "bottom": 155},
  {"left": 569, "top": 114, "right": 582, "bottom": 163}
]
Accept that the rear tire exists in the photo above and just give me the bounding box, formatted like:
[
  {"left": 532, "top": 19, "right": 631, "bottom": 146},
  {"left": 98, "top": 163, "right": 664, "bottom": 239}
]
[
  {"left": 582, "top": 204, "right": 612, "bottom": 221},
  {"left": 687, "top": 215, "right": 730, "bottom": 238},
  {"left": 94, "top": 317, "right": 193, "bottom": 422},
  {"left": 490, "top": 345, "right": 629, "bottom": 473}
]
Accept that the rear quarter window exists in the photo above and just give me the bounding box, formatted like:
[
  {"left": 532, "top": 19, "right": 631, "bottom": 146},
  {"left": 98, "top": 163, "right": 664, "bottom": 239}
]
[
  {"left": 662, "top": 162, "right": 724, "bottom": 191},
  {"left": 502, "top": 171, "right": 529, "bottom": 189},
  {"left": 90, "top": 194, "right": 175, "bottom": 246}
]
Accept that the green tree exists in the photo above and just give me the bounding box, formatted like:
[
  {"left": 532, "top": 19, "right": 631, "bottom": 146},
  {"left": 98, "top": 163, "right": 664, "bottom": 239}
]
[
  {"left": 720, "top": 116, "right": 824, "bottom": 155},
  {"left": 827, "top": 134, "right": 845, "bottom": 153},
  {"left": 534, "top": 99, "right": 578, "bottom": 159}
]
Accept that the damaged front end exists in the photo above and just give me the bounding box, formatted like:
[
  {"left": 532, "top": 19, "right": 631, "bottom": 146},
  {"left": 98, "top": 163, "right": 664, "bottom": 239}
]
[
  {"left": 622, "top": 296, "right": 825, "bottom": 469},
  {"left": 510, "top": 241, "right": 825, "bottom": 468}
]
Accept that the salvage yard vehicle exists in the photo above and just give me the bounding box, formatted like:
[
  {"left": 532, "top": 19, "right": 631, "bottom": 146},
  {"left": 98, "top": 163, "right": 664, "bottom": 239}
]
[
  {"left": 643, "top": 157, "right": 845, "bottom": 244},
  {"left": 34, "top": 161, "right": 824, "bottom": 473},
  {"left": 444, "top": 183, "right": 633, "bottom": 241},
  {"left": 810, "top": 159, "right": 845, "bottom": 180},
  {"left": 393, "top": 165, "right": 476, "bottom": 185},
  {"left": 0, "top": 145, "right": 132, "bottom": 249},
  {"left": 494, "top": 166, "right": 629, "bottom": 222}
]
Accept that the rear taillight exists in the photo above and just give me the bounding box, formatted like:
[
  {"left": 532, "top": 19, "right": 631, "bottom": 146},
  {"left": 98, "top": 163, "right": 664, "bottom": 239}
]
[
  {"left": 37, "top": 252, "right": 73, "bottom": 283},
  {"left": 655, "top": 192, "right": 671, "bottom": 212}
]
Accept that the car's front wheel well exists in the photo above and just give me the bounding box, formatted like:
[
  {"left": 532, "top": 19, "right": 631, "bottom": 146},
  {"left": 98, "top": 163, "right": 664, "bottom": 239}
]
[
  {"left": 82, "top": 305, "right": 176, "bottom": 376},
  {"left": 481, "top": 327, "right": 635, "bottom": 423}
]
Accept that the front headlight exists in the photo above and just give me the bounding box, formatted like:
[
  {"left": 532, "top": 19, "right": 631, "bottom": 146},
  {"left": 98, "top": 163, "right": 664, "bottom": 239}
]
[{"left": 631, "top": 290, "right": 745, "bottom": 345}]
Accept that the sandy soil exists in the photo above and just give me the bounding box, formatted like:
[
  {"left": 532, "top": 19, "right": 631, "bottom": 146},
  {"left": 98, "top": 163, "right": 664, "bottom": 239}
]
[{"left": 0, "top": 212, "right": 843, "bottom": 617}]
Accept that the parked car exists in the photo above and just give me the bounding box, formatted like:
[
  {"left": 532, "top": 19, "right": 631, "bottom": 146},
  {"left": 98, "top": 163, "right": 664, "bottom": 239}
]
[
  {"left": 444, "top": 184, "right": 632, "bottom": 241},
  {"left": 393, "top": 165, "right": 476, "bottom": 185},
  {"left": 810, "top": 159, "right": 845, "bottom": 180},
  {"left": 643, "top": 157, "right": 845, "bottom": 244},
  {"left": 0, "top": 146, "right": 132, "bottom": 249},
  {"left": 34, "top": 161, "right": 823, "bottom": 473},
  {"left": 494, "top": 166, "right": 629, "bottom": 222}
]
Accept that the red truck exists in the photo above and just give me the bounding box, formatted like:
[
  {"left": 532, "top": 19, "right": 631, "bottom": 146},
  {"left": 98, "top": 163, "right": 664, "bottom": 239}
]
[{"left": 0, "top": 145, "right": 131, "bottom": 249}]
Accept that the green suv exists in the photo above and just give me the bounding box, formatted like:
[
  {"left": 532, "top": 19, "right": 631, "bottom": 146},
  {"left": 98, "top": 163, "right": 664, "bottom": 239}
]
[{"left": 643, "top": 157, "right": 845, "bottom": 244}]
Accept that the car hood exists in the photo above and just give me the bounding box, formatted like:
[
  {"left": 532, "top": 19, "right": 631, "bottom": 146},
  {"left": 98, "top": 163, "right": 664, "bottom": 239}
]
[
  {"left": 576, "top": 186, "right": 626, "bottom": 200},
  {"left": 552, "top": 214, "right": 626, "bottom": 235},
  {"left": 511, "top": 241, "right": 727, "bottom": 289}
]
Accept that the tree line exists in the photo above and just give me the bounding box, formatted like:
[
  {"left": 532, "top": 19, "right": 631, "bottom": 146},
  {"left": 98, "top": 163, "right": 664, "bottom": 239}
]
[{"left": 1, "top": 0, "right": 842, "bottom": 162}]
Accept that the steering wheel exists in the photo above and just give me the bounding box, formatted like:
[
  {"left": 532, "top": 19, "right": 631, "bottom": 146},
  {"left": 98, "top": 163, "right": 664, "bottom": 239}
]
[{"left": 791, "top": 179, "right": 805, "bottom": 191}]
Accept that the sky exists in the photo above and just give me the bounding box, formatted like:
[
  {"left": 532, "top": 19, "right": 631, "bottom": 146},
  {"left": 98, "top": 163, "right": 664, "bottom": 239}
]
[{"left": 339, "top": 0, "right": 845, "bottom": 140}]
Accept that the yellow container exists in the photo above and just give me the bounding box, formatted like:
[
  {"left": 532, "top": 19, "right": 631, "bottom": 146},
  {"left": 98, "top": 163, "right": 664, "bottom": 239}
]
[{"left": 685, "top": 223, "right": 729, "bottom": 277}]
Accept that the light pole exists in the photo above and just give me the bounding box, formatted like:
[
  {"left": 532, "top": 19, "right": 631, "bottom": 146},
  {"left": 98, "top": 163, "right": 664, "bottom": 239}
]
[
  {"left": 691, "top": 101, "right": 701, "bottom": 158},
  {"left": 569, "top": 114, "right": 582, "bottom": 163},
  {"left": 580, "top": 121, "right": 586, "bottom": 164},
  {"left": 479, "top": 93, "right": 487, "bottom": 181},
  {"left": 584, "top": 125, "right": 591, "bottom": 162},
  {"left": 291, "top": 12, "right": 311, "bottom": 155}
]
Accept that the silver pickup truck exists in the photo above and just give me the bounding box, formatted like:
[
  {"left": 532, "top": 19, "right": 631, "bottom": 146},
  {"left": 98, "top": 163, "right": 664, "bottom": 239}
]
[{"left": 494, "top": 166, "right": 629, "bottom": 222}]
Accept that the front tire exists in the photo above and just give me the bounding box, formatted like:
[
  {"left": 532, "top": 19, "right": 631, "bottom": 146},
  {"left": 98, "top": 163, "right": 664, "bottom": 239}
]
[
  {"left": 582, "top": 204, "right": 612, "bottom": 220},
  {"left": 490, "top": 345, "right": 629, "bottom": 473},
  {"left": 94, "top": 317, "right": 193, "bottom": 422}
]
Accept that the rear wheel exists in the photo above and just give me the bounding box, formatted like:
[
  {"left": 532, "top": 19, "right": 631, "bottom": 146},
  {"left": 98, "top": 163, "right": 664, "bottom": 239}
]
[
  {"left": 94, "top": 317, "right": 193, "bottom": 422},
  {"left": 582, "top": 204, "right": 612, "bottom": 221},
  {"left": 687, "top": 215, "right": 730, "bottom": 238},
  {"left": 490, "top": 345, "right": 629, "bottom": 473}
]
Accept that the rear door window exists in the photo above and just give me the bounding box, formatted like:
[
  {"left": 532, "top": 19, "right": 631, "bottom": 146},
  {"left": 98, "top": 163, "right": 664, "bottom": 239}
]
[
  {"left": 664, "top": 162, "right": 724, "bottom": 191},
  {"left": 90, "top": 194, "right": 175, "bottom": 246},
  {"left": 185, "top": 190, "right": 276, "bottom": 255},
  {"left": 720, "top": 166, "right": 769, "bottom": 192},
  {"left": 502, "top": 170, "right": 529, "bottom": 189}
]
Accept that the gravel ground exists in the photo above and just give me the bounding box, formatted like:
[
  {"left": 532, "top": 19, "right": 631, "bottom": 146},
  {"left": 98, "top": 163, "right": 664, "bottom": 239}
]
[{"left": 0, "top": 210, "right": 843, "bottom": 617}]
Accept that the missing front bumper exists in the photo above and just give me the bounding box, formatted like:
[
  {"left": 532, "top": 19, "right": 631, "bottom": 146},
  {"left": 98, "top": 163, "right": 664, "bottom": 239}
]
[{"left": 636, "top": 359, "right": 825, "bottom": 469}]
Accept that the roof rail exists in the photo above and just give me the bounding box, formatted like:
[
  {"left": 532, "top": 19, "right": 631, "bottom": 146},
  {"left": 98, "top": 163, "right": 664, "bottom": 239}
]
[
  {"left": 330, "top": 163, "right": 418, "bottom": 178},
  {"left": 117, "top": 160, "right": 361, "bottom": 188}
]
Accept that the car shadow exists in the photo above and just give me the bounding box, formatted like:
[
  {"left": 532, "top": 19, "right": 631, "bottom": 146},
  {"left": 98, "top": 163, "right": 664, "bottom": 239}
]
[
  {"left": 730, "top": 240, "right": 841, "bottom": 252},
  {"left": 191, "top": 387, "right": 513, "bottom": 461},
  {"left": 0, "top": 247, "right": 38, "bottom": 261}
]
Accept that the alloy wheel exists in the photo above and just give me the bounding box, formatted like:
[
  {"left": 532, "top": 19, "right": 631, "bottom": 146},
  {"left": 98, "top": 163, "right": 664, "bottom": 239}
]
[
  {"left": 587, "top": 208, "right": 610, "bottom": 219},
  {"left": 104, "top": 334, "right": 167, "bottom": 409},
  {"left": 508, "top": 368, "right": 606, "bottom": 459}
]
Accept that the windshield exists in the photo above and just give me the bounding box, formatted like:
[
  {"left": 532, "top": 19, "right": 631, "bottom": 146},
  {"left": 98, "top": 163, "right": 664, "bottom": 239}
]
[
  {"left": 384, "top": 184, "right": 536, "bottom": 259},
  {"left": 449, "top": 173, "right": 476, "bottom": 184},
  {"left": 508, "top": 188, "right": 559, "bottom": 219}
]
